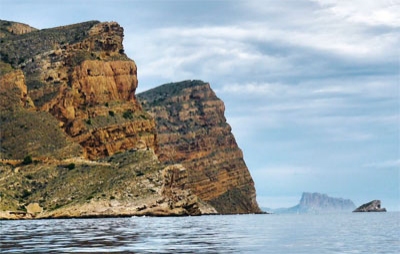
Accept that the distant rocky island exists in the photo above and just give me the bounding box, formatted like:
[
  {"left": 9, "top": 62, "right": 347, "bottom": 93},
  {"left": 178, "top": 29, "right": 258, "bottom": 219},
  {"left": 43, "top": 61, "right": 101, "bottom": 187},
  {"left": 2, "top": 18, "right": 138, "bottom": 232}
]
[
  {"left": 0, "top": 20, "right": 261, "bottom": 219},
  {"left": 265, "top": 192, "right": 356, "bottom": 214},
  {"left": 353, "top": 200, "right": 386, "bottom": 212}
]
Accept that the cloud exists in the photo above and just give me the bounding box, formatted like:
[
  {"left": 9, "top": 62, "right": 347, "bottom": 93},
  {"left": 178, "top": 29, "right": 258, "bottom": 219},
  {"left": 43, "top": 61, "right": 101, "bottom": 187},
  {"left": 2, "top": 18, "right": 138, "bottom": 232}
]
[
  {"left": 310, "top": 0, "right": 400, "bottom": 27},
  {"left": 363, "top": 159, "right": 400, "bottom": 169}
]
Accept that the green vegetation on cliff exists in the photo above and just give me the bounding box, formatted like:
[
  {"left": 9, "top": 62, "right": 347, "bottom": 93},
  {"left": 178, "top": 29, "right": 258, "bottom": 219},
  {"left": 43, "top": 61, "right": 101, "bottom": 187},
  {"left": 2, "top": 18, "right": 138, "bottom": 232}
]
[
  {"left": 0, "top": 150, "right": 161, "bottom": 212},
  {"left": 0, "top": 20, "right": 100, "bottom": 67}
]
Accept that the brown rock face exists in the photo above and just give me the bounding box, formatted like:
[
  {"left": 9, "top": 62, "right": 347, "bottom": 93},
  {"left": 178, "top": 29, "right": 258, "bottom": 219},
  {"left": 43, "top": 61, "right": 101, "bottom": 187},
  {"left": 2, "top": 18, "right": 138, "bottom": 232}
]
[
  {"left": 138, "top": 80, "right": 261, "bottom": 214},
  {"left": 0, "top": 20, "right": 156, "bottom": 160},
  {"left": 0, "top": 67, "right": 82, "bottom": 160},
  {"left": 1, "top": 20, "right": 260, "bottom": 215},
  {"left": 0, "top": 69, "right": 34, "bottom": 111},
  {"left": 41, "top": 59, "right": 152, "bottom": 159}
]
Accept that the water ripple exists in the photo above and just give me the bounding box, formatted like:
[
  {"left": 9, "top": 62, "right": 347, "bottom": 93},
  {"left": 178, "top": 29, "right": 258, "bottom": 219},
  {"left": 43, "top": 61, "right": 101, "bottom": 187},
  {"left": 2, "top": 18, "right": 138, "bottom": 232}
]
[{"left": 1, "top": 213, "right": 399, "bottom": 253}]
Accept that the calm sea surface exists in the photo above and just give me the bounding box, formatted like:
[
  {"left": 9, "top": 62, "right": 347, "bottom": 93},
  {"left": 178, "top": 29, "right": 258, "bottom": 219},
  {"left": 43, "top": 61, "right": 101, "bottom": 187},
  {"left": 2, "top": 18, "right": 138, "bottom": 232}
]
[{"left": 1, "top": 212, "right": 399, "bottom": 253}]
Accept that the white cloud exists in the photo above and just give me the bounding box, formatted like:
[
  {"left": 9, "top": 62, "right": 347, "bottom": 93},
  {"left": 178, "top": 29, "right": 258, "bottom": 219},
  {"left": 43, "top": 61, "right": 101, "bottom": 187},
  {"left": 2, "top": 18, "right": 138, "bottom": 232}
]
[
  {"left": 311, "top": 0, "right": 400, "bottom": 27},
  {"left": 363, "top": 159, "right": 400, "bottom": 169},
  {"left": 218, "top": 82, "right": 286, "bottom": 96}
]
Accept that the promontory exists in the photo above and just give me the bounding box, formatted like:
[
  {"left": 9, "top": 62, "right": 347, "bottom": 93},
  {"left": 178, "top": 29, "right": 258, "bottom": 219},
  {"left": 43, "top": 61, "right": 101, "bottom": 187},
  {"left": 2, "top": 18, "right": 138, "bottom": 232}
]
[{"left": 0, "top": 20, "right": 261, "bottom": 219}]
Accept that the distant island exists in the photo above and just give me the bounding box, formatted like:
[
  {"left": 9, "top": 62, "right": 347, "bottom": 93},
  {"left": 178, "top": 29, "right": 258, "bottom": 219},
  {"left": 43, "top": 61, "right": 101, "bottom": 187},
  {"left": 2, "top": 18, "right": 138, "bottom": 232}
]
[
  {"left": 353, "top": 200, "right": 386, "bottom": 212},
  {"left": 264, "top": 192, "right": 356, "bottom": 214}
]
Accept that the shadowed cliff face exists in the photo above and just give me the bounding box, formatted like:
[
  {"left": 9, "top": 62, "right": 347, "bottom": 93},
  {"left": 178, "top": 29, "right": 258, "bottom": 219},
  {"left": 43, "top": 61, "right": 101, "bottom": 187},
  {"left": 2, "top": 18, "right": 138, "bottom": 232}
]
[{"left": 138, "top": 80, "right": 261, "bottom": 214}]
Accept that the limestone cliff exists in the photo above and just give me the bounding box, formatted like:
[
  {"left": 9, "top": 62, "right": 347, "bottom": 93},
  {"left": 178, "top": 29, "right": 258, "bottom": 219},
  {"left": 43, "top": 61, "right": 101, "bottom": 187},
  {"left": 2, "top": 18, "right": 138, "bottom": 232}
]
[
  {"left": 0, "top": 66, "right": 82, "bottom": 160},
  {"left": 138, "top": 80, "right": 261, "bottom": 214},
  {"left": 0, "top": 20, "right": 157, "bottom": 159},
  {"left": 0, "top": 20, "right": 260, "bottom": 217}
]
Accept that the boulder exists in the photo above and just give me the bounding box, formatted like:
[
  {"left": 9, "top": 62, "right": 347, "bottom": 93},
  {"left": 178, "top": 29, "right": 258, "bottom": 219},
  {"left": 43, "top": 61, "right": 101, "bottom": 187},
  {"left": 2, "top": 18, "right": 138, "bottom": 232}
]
[{"left": 26, "top": 202, "right": 44, "bottom": 214}]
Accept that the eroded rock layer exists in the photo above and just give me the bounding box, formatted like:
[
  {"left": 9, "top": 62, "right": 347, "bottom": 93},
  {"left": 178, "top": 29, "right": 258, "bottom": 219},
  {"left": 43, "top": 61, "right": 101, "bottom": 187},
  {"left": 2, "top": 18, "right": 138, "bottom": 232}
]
[
  {"left": 0, "top": 20, "right": 157, "bottom": 159},
  {"left": 138, "top": 80, "right": 261, "bottom": 214}
]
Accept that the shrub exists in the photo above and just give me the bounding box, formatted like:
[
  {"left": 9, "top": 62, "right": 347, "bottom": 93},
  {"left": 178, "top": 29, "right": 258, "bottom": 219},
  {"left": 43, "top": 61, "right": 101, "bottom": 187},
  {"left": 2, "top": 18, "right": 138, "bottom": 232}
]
[
  {"left": 108, "top": 111, "right": 115, "bottom": 117},
  {"left": 22, "top": 155, "right": 33, "bottom": 165},
  {"left": 136, "top": 171, "right": 144, "bottom": 177},
  {"left": 21, "top": 189, "right": 31, "bottom": 198},
  {"left": 123, "top": 110, "right": 133, "bottom": 119},
  {"left": 66, "top": 163, "right": 75, "bottom": 170}
]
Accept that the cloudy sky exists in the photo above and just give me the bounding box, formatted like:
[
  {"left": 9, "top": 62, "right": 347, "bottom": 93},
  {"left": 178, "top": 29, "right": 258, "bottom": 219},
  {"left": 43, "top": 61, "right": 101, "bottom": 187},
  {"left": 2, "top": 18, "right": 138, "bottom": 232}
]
[{"left": 1, "top": 0, "right": 399, "bottom": 210}]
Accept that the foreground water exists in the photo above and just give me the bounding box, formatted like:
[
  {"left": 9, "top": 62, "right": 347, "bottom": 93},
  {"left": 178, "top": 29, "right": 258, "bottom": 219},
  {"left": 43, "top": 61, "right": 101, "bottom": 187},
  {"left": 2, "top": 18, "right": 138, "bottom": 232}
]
[{"left": 1, "top": 212, "right": 399, "bottom": 253}]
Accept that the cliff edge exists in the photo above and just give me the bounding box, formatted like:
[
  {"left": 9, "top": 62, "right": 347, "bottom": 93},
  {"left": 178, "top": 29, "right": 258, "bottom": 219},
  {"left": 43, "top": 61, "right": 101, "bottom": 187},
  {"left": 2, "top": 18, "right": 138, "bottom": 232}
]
[{"left": 138, "top": 80, "right": 261, "bottom": 214}]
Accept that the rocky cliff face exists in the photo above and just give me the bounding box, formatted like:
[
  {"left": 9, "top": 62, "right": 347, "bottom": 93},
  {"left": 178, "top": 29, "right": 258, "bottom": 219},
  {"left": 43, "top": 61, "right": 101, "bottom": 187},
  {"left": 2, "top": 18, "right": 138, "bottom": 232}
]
[
  {"left": 0, "top": 20, "right": 260, "bottom": 217},
  {"left": 0, "top": 66, "right": 82, "bottom": 160},
  {"left": 138, "top": 80, "right": 261, "bottom": 214},
  {"left": 273, "top": 192, "right": 356, "bottom": 213},
  {"left": 0, "top": 20, "right": 156, "bottom": 159}
]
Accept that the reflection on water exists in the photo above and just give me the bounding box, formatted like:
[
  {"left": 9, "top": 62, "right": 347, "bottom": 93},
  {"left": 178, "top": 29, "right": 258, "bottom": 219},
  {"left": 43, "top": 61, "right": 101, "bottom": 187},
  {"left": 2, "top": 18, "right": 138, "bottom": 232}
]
[
  {"left": 1, "top": 216, "right": 237, "bottom": 253},
  {"left": 1, "top": 213, "right": 399, "bottom": 253}
]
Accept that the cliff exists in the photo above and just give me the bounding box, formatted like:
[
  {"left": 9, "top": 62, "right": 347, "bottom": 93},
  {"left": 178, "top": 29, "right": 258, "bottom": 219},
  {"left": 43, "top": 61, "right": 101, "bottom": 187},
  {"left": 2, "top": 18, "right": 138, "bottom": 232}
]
[
  {"left": 270, "top": 192, "right": 356, "bottom": 213},
  {"left": 0, "top": 66, "right": 83, "bottom": 159},
  {"left": 0, "top": 20, "right": 260, "bottom": 217},
  {"left": 138, "top": 80, "right": 261, "bottom": 214},
  {"left": 0, "top": 20, "right": 156, "bottom": 160}
]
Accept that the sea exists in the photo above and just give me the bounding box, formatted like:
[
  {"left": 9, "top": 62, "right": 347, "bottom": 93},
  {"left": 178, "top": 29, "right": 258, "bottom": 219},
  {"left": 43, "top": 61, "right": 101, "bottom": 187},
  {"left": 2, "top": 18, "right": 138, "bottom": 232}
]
[{"left": 1, "top": 212, "right": 399, "bottom": 253}]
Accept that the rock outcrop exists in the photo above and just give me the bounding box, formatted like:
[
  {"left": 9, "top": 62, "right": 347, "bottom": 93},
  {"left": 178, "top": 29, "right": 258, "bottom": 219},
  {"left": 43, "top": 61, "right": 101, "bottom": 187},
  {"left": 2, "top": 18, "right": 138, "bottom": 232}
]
[
  {"left": 270, "top": 192, "right": 356, "bottom": 213},
  {"left": 353, "top": 200, "right": 387, "bottom": 212},
  {"left": 0, "top": 20, "right": 37, "bottom": 38},
  {"left": 138, "top": 80, "right": 261, "bottom": 214}
]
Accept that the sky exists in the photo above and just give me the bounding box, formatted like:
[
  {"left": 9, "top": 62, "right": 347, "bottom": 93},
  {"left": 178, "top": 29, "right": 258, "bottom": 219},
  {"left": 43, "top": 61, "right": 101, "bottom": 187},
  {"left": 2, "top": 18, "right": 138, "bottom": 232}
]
[{"left": 1, "top": 0, "right": 399, "bottom": 210}]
